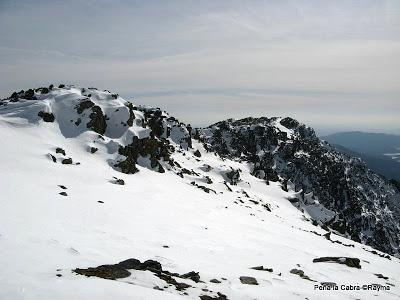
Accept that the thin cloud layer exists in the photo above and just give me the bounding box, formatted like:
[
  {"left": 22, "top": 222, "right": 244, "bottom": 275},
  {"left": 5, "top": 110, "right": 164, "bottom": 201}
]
[{"left": 1, "top": 0, "right": 399, "bottom": 133}]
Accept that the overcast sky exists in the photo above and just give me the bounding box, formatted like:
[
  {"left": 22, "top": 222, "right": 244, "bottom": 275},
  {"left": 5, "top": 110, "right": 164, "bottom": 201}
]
[{"left": 1, "top": 0, "right": 399, "bottom": 134}]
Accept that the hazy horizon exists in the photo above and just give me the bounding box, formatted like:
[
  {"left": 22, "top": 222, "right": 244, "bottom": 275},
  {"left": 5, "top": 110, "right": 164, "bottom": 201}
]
[{"left": 1, "top": 0, "right": 399, "bottom": 134}]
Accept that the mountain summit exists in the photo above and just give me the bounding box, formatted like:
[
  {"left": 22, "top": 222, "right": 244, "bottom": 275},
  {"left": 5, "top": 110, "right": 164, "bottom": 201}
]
[{"left": 1, "top": 85, "right": 399, "bottom": 299}]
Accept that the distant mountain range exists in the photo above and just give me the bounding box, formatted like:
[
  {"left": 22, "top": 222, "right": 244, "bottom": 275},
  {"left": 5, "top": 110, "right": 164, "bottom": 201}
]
[{"left": 322, "top": 131, "right": 400, "bottom": 181}]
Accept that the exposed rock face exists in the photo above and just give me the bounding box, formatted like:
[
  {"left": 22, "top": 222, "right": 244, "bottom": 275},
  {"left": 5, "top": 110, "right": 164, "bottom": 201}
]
[
  {"left": 75, "top": 99, "right": 94, "bottom": 114},
  {"left": 200, "top": 117, "right": 400, "bottom": 255},
  {"left": 225, "top": 169, "right": 240, "bottom": 185},
  {"left": 126, "top": 102, "right": 136, "bottom": 126},
  {"left": 38, "top": 111, "right": 55, "bottom": 122},
  {"left": 116, "top": 136, "right": 173, "bottom": 174},
  {"left": 114, "top": 106, "right": 192, "bottom": 175},
  {"left": 87, "top": 106, "right": 107, "bottom": 135}
]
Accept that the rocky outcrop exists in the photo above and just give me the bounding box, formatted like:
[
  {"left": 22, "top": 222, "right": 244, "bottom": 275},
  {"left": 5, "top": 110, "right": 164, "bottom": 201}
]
[
  {"left": 200, "top": 117, "right": 400, "bottom": 255},
  {"left": 38, "top": 111, "right": 55, "bottom": 122},
  {"left": 116, "top": 136, "right": 173, "bottom": 174},
  {"left": 87, "top": 106, "right": 107, "bottom": 135}
]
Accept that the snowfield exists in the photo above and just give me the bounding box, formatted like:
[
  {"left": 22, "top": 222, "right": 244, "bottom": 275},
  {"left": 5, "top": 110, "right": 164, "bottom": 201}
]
[{"left": 0, "top": 86, "right": 399, "bottom": 300}]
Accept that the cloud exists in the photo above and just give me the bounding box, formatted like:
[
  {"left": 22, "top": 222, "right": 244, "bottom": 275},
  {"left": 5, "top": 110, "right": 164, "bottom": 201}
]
[{"left": 0, "top": 0, "right": 399, "bottom": 133}]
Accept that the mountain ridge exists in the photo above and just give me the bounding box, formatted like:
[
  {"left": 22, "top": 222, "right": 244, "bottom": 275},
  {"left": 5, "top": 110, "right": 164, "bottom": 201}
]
[{"left": 1, "top": 85, "right": 399, "bottom": 299}]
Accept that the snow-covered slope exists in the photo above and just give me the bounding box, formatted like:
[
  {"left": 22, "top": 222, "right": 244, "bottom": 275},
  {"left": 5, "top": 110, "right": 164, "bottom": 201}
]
[{"left": 0, "top": 85, "right": 399, "bottom": 300}]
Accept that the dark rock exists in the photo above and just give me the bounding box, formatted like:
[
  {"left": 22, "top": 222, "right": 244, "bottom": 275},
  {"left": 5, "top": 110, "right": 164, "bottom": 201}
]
[
  {"left": 180, "top": 271, "right": 200, "bottom": 283},
  {"left": 22, "top": 89, "right": 37, "bottom": 100},
  {"left": 210, "top": 278, "right": 221, "bottom": 283},
  {"left": 61, "top": 158, "right": 73, "bottom": 164},
  {"left": 239, "top": 276, "right": 258, "bottom": 285},
  {"left": 200, "top": 293, "right": 228, "bottom": 300},
  {"left": 90, "top": 147, "right": 98, "bottom": 154},
  {"left": 75, "top": 99, "right": 94, "bottom": 114},
  {"left": 111, "top": 177, "right": 125, "bottom": 185},
  {"left": 97, "top": 201, "right": 104, "bottom": 203},
  {"left": 157, "top": 273, "right": 191, "bottom": 291},
  {"left": 250, "top": 266, "right": 273, "bottom": 272},
  {"left": 59, "top": 192, "right": 68, "bottom": 196},
  {"left": 73, "top": 265, "right": 131, "bottom": 280},
  {"left": 323, "top": 232, "right": 331, "bottom": 240},
  {"left": 375, "top": 273, "right": 389, "bottom": 280},
  {"left": 312, "top": 257, "right": 361, "bottom": 269},
  {"left": 194, "top": 150, "right": 201, "bottom": 157},
  {"left": 126, "top": 102, "right": 136, "bottom": 126},
  {"left": 117, "top": 258, "right": 142, "bottom": 270},
  {"left": 58, "top": 185, "right": 67, "bottom": 189},
  {"left": 141, "top": 260, "right": 163, "bottom": 273},
  {"left": 49, "top": 154, "right": 57, "bottom": 162},
  {"left": 38, "top": 111, "right": 55, "bottom": 122},
  {"left": 116, "top": 136, "right": 172, "bottom": 174},
  {"left": 56, "top": 274, "right": 62, "bottom": 277},
  {"left": 56, "top": 147, "right": 66, "bottom": 156},
  {"left": 280, "top": 117, "right": 299, "bottom": 129},
  {"left": 290, "top": 268, "right": 314, "bottom": 281},
  {"left": 226, "top": 169, "right": 240, "bottom": 185},
  {"left": 191, "top": 181, "right": 217, "bottom": 194},
  {"left": 38, "top": 87, "right": 49, "bottom": 94},
  {"left": 58, "top": 84, "right": 65, "bottom": 88}
]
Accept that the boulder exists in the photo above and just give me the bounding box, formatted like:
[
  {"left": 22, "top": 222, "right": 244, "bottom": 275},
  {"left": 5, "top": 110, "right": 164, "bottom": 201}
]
[
  {"left": 239, "top": 276, "right": 258, "bottom": 285},
  {"left": 38, "top": 111, "right": 55, "bottom": 122}
]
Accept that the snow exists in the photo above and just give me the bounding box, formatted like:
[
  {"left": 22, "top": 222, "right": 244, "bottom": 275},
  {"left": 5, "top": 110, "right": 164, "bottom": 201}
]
[{"left": 0, "top": 87, "right": 399, "bottom": 299}]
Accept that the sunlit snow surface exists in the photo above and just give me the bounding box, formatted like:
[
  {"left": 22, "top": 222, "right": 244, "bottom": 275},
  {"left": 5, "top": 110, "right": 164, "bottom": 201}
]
[{"left": 0, "top": 87, "right": 399, "bottom": 299}]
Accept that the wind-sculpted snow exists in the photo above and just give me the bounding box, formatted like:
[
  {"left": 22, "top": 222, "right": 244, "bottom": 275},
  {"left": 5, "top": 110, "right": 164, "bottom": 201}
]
[
  {"left": 0, "top": 85, "right": 399, "bottom": 300},
  {"left": 0, "top": 85, "right": 192, "bottom": 175},
  {"left": 199, "top": 117, "right": 400, "bottom": 256}
]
